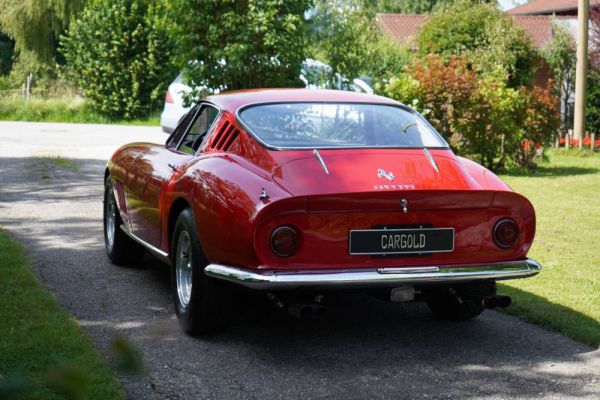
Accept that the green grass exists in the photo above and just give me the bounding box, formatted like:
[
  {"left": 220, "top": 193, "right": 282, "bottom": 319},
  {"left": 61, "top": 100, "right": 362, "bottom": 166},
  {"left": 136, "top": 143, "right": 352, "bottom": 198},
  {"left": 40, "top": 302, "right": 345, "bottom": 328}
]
[
  {"left": 50, "top": 156, "right": 80, "bottom": 171},
  {"left": 499, "top": 149, "right": 600, "bottom": 347},
  {"left": 0, "top": 95, "right": 159, "bottom": 126},
  {"left": 0, "top": 230, "right": 124, "bottom": 400}
]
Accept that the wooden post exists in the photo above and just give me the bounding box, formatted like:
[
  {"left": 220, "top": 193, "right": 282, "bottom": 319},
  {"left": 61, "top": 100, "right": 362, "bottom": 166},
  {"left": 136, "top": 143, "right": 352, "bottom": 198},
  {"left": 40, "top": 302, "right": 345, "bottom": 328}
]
[
  {"left": 26, "top": 74, "right": 32, "bottom": 98},
  {"left": 566, "top": 133, "right": 570, "bottom": 149},
  {"left": 592, "top": 132, "right": 596, "bottom": 151},
  {"left": 574, "top": 0, "right": 590, "bottom": 150}
]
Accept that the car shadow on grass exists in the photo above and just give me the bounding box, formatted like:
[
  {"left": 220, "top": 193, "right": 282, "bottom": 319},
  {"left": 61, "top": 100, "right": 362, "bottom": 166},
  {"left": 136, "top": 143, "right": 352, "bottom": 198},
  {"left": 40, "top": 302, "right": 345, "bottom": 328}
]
[{"left": 499, "top": 283, "right": 600, "bottom": 347}]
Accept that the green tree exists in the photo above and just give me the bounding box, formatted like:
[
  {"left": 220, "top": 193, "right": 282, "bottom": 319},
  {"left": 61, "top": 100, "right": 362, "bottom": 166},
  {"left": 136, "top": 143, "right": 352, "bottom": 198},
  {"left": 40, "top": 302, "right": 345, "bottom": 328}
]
[
  {"left": 172, "top": 0, "right": 311, "bottom": 96},
  {"left": 309, "top": 0, "right": 413, "bottom": 85},
  {"left": 61, "top": 0, "right": 176, "bottom": 118},
  {"left": 586, "top": 70, "right": 600, "bottom": 135},
  {"left": 323, "top": 0, "right": 465, "bottom": 17},
  {"left": 417, "top": 0, "right": 535, "bottom": 87},
  {"left": 361, "top": 0, "right": 457, "bottom": 14},
  {"left": 309, "top": 1, "right": 373, "bottom": 83},
  {"left": 0, "top": 0, "right": 85, "bottom": 77},
  {"left": 586, "top": 8, "right": 600, "bottom": 135},
  {"left": 356, "top": 0, "right": 404, "bottom": 15},
  {"left": 542, "top": 23, "right": 576, "bottom": 136}
]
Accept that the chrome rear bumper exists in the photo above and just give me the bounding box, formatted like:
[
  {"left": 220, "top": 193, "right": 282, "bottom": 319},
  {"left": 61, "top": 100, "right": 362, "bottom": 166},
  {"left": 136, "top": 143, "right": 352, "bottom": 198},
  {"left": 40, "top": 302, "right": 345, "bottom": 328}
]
[{"left": 204, "top": 259, "right": 541, "bottom": 290}]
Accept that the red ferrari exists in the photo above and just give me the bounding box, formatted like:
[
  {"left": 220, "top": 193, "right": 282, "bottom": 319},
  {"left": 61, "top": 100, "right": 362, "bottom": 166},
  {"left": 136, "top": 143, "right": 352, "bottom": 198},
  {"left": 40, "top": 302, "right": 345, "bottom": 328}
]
[{"left": 104, "top": 89, "right": 541, "bottom": 334}]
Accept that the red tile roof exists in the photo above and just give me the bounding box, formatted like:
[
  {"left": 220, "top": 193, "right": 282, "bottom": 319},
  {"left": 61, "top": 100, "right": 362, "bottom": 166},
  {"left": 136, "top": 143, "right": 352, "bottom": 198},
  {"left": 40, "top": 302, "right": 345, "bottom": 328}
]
[
  {"left": 515, "top": 15, "right": 559, "bottom": 49},
  {"left": 376, "top": 13, "right": 569, "bottom": 50},
  {"left": 507, "top": 0, "right": 600, "bottom": 15},
  {"left": 376, "top": 14, "right": 427, "bottom": 49}
]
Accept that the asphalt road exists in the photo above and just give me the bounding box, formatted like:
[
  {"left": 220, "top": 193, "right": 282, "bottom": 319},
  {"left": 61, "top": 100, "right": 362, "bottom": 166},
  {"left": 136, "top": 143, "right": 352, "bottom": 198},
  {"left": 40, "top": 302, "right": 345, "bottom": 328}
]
[{"left": 0, "top": 121, "right": 598, "bottom": 400}]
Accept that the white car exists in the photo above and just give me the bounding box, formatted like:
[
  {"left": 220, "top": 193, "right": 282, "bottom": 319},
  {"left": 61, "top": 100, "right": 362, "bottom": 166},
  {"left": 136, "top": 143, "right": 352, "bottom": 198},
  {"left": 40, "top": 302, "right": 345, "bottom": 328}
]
[
  {"left": 159, "top": 72, "right": 193, "bottom": 133},
  {"left": 159, "top": 60, "right": 374, "bottom": 134}
]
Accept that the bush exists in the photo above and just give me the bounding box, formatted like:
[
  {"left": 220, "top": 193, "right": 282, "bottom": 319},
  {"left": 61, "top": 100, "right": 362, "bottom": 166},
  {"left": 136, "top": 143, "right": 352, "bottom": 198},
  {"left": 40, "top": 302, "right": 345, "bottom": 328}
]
[
  {"left": 417, "top": 0, "right": 534, "bottom": 87},
  {"left": 457, "top": 73, "right": 518, "bottom": 169},
  {"left": 367, "top": 34, "right": 413, "bottom": 92},
  {"left": 60, "top": 0, "right": 176, "bottom": 118},
  {"left": 382, "top": 55, "right": 559, "bottom": 170},
  {"left": 513, "top": 84, "right": 559, "bottom": 165},
  {"left": 381, "top": 55, "right": 478, "bottom": 147}
]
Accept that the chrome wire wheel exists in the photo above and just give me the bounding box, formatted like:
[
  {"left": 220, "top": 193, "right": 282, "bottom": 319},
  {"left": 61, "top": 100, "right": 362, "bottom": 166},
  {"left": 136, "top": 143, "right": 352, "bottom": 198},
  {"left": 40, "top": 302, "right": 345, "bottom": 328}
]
[
  {"left": 175, "top": 231, "right": 193, "bottom": 309},
  {"left": 105, "top": 189, "right": 117, "bottom": 247}
]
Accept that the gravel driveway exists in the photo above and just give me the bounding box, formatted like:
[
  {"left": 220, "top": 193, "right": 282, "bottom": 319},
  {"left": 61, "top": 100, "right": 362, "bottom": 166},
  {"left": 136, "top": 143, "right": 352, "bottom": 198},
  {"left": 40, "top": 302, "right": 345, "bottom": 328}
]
[{"left": 0, "top": 121, "right": 598, "bottom": 400}]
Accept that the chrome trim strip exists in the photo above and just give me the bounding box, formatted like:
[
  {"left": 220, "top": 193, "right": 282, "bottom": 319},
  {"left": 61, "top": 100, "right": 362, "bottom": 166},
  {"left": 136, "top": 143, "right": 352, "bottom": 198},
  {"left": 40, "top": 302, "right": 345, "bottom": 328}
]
[
  {"left": 172, "top": 105, "right": 202, "bottom": 151},
  {"left": 377, "top": 266, "right": 439, "bottom": 274},
  {"left": 196, "top": 102, "right": 223, "bottom": 153},
  {"left": 204, "top": 259, "right": 541, "bottom": 290},
  {"left": 120, "top": 224, "right": 170, "bottom": 263},
  {"left": 423, "top": 147, "right": 439, "bottom": 173},
  {"left": 313, "top": 148, "right": 330, "bottom": 174},
  {"left": 168, "top": 102, "right": 223, "bottom": 155}
]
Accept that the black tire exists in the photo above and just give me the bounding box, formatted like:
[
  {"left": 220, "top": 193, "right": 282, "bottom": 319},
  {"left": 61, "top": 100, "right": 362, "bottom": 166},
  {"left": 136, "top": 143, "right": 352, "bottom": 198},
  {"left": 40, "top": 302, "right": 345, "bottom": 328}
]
[
  {"left": 171, "top": 208, "right": 230, "bottom": 335},
  {"left": 425, "top": 282, "right": 496, "bottom": 320},
  {"left": 103, "top": 177, "right": 145, "bottom": 265}
]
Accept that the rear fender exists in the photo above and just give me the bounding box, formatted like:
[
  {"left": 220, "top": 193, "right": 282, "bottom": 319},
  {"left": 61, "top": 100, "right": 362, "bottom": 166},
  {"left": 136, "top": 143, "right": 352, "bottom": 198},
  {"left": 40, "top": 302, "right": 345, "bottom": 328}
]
[
  {"left": 163, "top": 154, "right": 289, "bottom": 267},
  {"left": 491, "top": 191, "right": 536, "bottom": 254},
  {"left": 457, "top": 156, "right": 512, "bottom": 191}
]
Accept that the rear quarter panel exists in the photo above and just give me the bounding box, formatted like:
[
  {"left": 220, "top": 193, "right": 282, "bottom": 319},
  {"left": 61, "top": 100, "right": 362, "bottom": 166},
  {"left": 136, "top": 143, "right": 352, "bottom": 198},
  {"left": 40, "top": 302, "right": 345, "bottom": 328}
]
[{"left": 163, "top": 153, "right": 290, "bottom": 268}]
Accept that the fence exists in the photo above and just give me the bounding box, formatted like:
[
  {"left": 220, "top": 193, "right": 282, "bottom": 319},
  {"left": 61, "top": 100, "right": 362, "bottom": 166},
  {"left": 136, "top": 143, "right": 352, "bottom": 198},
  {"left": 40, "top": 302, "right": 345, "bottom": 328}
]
[
  {"left": 561, "top": 132, "right": 598, "bottom": 151},
  {"left": 0, "top": 74, "right": 49, "bottom": 99}
]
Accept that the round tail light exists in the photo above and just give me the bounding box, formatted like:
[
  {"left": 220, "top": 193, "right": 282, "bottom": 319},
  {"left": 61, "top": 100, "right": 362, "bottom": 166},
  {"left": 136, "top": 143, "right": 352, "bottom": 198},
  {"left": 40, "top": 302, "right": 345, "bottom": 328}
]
[
  {"left": 493, "top": 218, "right": 519, "bottom": 248},
  {"left": 270, "top": 226, "right": 300, "bottom": 257}
]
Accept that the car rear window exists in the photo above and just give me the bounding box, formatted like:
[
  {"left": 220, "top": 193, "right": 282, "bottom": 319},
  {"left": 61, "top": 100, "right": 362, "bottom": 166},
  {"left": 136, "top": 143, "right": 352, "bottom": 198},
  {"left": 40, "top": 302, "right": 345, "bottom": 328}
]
[{"left": 238, "top": 102, "right": 448, "bottom": 149}]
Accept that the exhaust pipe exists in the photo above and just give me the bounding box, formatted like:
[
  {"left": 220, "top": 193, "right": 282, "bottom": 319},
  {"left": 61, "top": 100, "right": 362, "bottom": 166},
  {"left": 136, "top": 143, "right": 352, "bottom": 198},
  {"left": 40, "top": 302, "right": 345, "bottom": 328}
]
[
  {"left": 483, "top": 295, "right": 512, "bottom": 309},
  {"left": 287, "top": 303, "right": 326, "bottom": 319},
  {"left": 266, "top": 292, "right": 327, "bottom": 319}
]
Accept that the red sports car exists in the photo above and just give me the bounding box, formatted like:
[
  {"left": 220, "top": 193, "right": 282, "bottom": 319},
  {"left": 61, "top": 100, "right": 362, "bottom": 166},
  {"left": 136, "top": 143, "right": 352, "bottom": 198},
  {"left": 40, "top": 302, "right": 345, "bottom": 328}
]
[{"left": 103, "top": 89, "right": 541, "bottom": 334}]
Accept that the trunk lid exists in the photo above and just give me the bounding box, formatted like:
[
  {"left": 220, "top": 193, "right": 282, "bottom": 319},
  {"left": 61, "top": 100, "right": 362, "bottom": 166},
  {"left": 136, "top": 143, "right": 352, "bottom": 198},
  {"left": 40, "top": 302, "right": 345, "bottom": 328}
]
[{"left": 272, "top": 149, "right": 482, "bottom": 198}]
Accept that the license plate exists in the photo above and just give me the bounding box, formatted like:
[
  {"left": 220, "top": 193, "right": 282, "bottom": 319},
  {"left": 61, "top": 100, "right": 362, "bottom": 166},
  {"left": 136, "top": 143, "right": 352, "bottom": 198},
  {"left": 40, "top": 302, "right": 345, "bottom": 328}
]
[{"left": 349, "top": 228, "right": 454, "bottom": 255}]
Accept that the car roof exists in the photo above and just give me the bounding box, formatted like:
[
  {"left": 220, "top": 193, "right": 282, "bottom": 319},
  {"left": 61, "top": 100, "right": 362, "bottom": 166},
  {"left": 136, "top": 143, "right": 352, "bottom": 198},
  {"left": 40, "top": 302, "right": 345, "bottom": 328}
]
[{"left": 203, "top": 89, "right": 401, "bottom": 112}]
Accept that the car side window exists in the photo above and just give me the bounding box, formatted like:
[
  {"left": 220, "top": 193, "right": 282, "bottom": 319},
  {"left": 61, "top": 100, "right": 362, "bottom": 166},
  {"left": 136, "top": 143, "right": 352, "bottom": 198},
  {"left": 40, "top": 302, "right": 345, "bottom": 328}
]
[
  {"left": 166, "top": 106, "right": 198, "bottom": 149},
  {"left": 177, "top": 104, "right": 219, "bottom": 155}
]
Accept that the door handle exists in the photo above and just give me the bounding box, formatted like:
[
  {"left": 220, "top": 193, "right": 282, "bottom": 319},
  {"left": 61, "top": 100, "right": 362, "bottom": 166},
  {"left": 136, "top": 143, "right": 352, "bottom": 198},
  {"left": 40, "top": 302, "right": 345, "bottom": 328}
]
[{"left": 168, "top": 163, "right": 179, "bottom": 172}]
